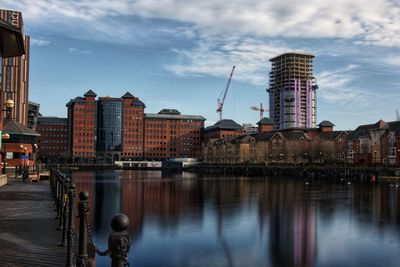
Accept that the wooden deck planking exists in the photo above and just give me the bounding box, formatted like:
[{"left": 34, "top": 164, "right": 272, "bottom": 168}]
[{"left": 0, "top": 178, "right": 66, "bottom": 266}]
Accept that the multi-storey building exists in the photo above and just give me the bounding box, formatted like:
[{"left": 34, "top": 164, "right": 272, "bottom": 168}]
[
  {"left": 203, "top": 119, "right": 242, "bottom": 143},
  {"left": 0, "top": 9, "right": 30, "bottom": 126},
  {"left": 27, "top": 101, "right": 40, "bottom": 130},
  {"left": 121, "top": 92, "right": 145, "bottom": 159},
  {"left": 66, "top": 90, "right": 97, "bottom": 162},
  {"left": 268, "top": 53, "right": 318, "bottom": 129},
  {"left": 144, "top": 109, "right": 205, "bottom": 159},
  {"left": 67, "top": 91, "right": 205, "bottom": 163},
  {"left": 36, "top": 116, "right": 68, "bottom": 163}
]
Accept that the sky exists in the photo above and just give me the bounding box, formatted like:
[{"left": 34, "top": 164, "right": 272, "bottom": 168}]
[{"left": 1, "top": 0, "right": 400, "bottom": 130}]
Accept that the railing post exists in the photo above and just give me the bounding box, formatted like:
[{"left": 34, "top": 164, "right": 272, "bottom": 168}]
[
  {"left": 77, "top": 191, "right": 90, "bottom": 267},
  {"left": 108, "top": 214, "right": 131, "bottom": 267},
  {"left": 59, "top": 178, "right": 70, "bottom": 246},
  {"left": 66, "top": 183, "right": 76, "bottom": 267}
]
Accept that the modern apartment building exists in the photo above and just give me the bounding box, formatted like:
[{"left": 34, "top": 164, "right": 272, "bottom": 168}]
[
  {"left": 268, "top": 53, "right": 318, "bottom": 129},
  {"left": 36, "top": 116, "right": 68, "bottom": 163},
  {"left": 0, "top": 9, "right": 30, "bottom": 126},
  {"left": 27, "top": 101, "right": 40, "bottom": 130},
  {"left": 67, "top": 91, "right": 205, "bottom": 163}
]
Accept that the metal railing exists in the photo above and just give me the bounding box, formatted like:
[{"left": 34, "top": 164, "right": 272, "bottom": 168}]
[{"left": 50, "top": 168, "right": 131, "bottom": 267}]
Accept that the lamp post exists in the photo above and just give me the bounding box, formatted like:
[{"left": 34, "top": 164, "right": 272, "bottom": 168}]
[
  {"left": 374, "top": 150, "right": 377, "bottom": 166},
  {"left": 1, "top": 133, "right": 10, "bottom": 174},
  {"left": 32, "top": 143, "right": 38, "bottom": 172},
  {"left": 3, "top": 99, "right": 14, "bottom": 119}
]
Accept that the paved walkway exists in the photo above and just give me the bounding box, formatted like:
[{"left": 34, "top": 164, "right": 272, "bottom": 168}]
[{"left": 0, "top": 177, "right": 66, "bottom": 266}]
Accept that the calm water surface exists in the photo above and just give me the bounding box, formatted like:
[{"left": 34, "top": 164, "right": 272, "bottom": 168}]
[{"left": 70, "top": 170, "right": 400, "bottom": 267}]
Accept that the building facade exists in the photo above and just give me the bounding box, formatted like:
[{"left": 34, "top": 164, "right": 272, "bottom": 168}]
[
  {"left": 67, "top": 91, "right": 205, "bottom": 163},
  {"left": 144, "top": 109, "right": 205, "bottom": 159},
  {"left": 0, "top": 10, "right": 30, "bottom": 126},
  {"left": 36, "top": 116, "right": 68, "bottom": 163},
  {"left": 27, "top": 101, "right": 40, "bottom": 130},
  {"left": 268, "top": 53, "right": 318, "bottom": 130}
]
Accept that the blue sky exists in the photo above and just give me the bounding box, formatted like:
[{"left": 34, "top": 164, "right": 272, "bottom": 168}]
[{"left": 1, "top": 0, "right": 400, "bottom": 129}]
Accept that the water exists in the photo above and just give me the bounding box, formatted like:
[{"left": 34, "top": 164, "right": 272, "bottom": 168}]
[{"left": 70, "top": 170, "right": 400, "bottom": 267}]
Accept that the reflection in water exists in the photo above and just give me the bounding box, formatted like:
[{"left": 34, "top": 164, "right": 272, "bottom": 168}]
[{"left": 70, "top": 171, "right": 400, "bottom": 267}]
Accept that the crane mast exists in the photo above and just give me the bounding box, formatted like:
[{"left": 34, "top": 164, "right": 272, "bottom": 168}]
[
  {"left": 217, "top": 65, "right": 235, "bottom": 121},
  {"left": 251, "top": 103, "right": 269, "bottom": 120}
]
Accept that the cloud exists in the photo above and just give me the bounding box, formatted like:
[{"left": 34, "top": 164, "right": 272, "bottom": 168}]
[
  {"left": 2, "top": 0, "right": 400, "bottom": 47},
  {"left": 30, "top": 38, "right": 51, "bottom": 46},
  {"left": 68, "top": 47, "right": 93, "bottom": 55},
  {"left": 317, "top": 64, "right": 374, "bottom": 106},
  {"left": 166, "top": 34, "right": 294, "bottom": 85}
]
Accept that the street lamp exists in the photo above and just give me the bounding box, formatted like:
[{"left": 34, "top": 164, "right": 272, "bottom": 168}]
[
  {"left": 1, "top": 133, "right": 10, "bottom": 174},
  {"left": 3, "top": 99, "right": 14, "bottom": 119}
]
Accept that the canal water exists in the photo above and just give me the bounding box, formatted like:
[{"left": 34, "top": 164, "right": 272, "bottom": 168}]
[{"left": 70, "top": 170, "right": 400, "bottom": 267}]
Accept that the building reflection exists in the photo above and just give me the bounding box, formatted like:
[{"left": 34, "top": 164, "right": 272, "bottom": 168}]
[{"left": 70, "top": 170, "right": 400, "bottom": 267}]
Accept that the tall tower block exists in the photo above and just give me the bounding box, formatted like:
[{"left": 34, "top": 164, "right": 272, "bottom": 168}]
[{"left": 267, "top": 53, "right": 318, "bottom": 129}]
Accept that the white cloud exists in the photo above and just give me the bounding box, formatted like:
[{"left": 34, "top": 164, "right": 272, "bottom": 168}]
[
  {"left": 68, "top": 47, "right": 92, "bottom": 55},
  {"left": 3, "top": 0, "right": 400, "bottom": 47},
  {"left": 30, "top": 38, "right": 51, "bottom": 46},
  {"left": 317, "top": 64, "right": 377, "bottom": 106},
  {"left": 166, "top": 34, "right": 294, "bottom": 85}
]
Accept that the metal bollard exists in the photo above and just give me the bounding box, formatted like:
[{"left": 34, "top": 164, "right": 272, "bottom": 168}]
[
  {"left": 58, "top": 180, "right": 70, "bottom": 246},
  {"left": 66, "top": 183, "right": 76, "bottom": 267},
  {"left": 77, "top": 191, "right": 90, "bottom": 267},
  {"left": 108, "top": 214, "right": 131, "bottom": 267}
]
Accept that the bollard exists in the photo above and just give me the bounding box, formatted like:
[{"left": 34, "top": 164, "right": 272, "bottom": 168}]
[
  {"left": 108, "top": 214, "right": 131, "bottom": 267},
  {"left": 66, "top": 183, "right": 76, "bottom": 267},
  {"left": 77, "top": 191, "right": 90, "bottom": 267}
]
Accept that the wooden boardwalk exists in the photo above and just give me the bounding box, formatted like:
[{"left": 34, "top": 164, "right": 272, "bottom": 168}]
[{"left": 0, "top": 177, "right": 66, "bottom": 266}]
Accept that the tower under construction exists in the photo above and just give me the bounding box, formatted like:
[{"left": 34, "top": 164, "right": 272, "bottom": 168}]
[{"left": 267, "top": 52, "right": 318, "bottom": 129}]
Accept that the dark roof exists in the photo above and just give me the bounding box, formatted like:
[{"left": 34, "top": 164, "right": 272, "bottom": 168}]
[
  {"left": 158, "top": 109, "right": 181, "bottom": 115},
  {"left": 319, "top": 131, "right": 346, "bottom": 140},
  {"left": 133, "top": 100, "right": 146, "bottom": 107},
  {"left": 253, "top": 132, "right": 275, "bottom": 142},
  {"left": 257, "top": 117, "right": 274, "bottom": 125},
  {"left": 121, "top": 92, "right": 135, "bottom": 99},
  {"left": 66, "top": 97, "right": 85, "bottom": 106},
  {"left": 204, "top": 119, "right": 242, "bottom": 132},
  {"left": 84, "top": 90, "right": 97, "bottom": 97},
  {"left": 318, "top": 120, "right": 335, "bottom": 127},
  {"left": 3, "top": 118, "right": 40, "bottom": 136},
  {"left": 280, "top": 131, "right": 308, "bottom": 141},
  {"left": 348, "top": 120, "right": 387, "bottom": 140},
  {"left": 386, "top": 121, "right": 400, "bottom": 136}
]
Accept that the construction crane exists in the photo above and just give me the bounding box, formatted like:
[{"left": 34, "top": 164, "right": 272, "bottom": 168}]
[
  {"left": 396, "top": 110, "right": 400, "bottom": 121},
  {"left": 251, "top": 103, "right": 269, "bottom": 120},
  {"left": 216, "top": 66, "right": 235, "bottom": 121}
]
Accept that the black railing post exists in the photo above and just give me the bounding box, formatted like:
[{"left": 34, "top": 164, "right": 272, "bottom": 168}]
[
  {"left": 66, "top": 183, "right": 76, "bottom": 267},
  {"left": 59, "top": 178, "right": 70, "bottom": 246},
  {"left": 77, "top": 191, "right": 90, "bottom": 267},
  {"left": 108, "top": 214, "right": 131, "bottom": 267}
]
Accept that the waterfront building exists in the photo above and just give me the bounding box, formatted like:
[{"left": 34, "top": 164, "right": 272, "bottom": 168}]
[
  {"left": 203, "top": 121, "right": 349, "bottom": 164},
  {"left": 66, "top": 90, "right": 97, "bottom": 162},
  {"left": 144, "top": 109, "right": 205, "bottom": 159},
  {"left": 27, "top": 101, "right": 40, "bottom": 130},
  {"left": 203, "top": 119, "right": 242, "bottom": 143},
  {"left": 36, "top": 116, "right": 68, "bottom": 163},
  {"left": 67, "top": 91, "right": 205, "bottom": 163},
  {"left": 268, "top": 53, "right": 318, "bottom": 129},
  {"left": 347, "top": 120, "right": 400, "bottom": 166},
  {"left": 0, "top": 10, "right": 30, "bottom": 126}
]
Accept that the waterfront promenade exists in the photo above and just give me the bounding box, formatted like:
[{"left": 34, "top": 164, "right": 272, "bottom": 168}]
[{"left": 0, "top": 177, "right": 65, "bottom": 266}]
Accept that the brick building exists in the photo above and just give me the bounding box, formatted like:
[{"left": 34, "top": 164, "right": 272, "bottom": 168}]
[
  {"left": 203, "top": 119, "right": 242, "bottom": 143},
  {"left": 144, "top": 109, "right": 205, "bottom": 159},
  {"left": 66, "top": 90, "right": 96, "bottom": 162},
  {"left": 36, "top": 116, "right": 68, "bottom": 163},
  {"left": 0, "top": 9, "right": 30, "bottom": 126},
  {"left": 67, "top": 91, "right": 205, "bottom": 163}
]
